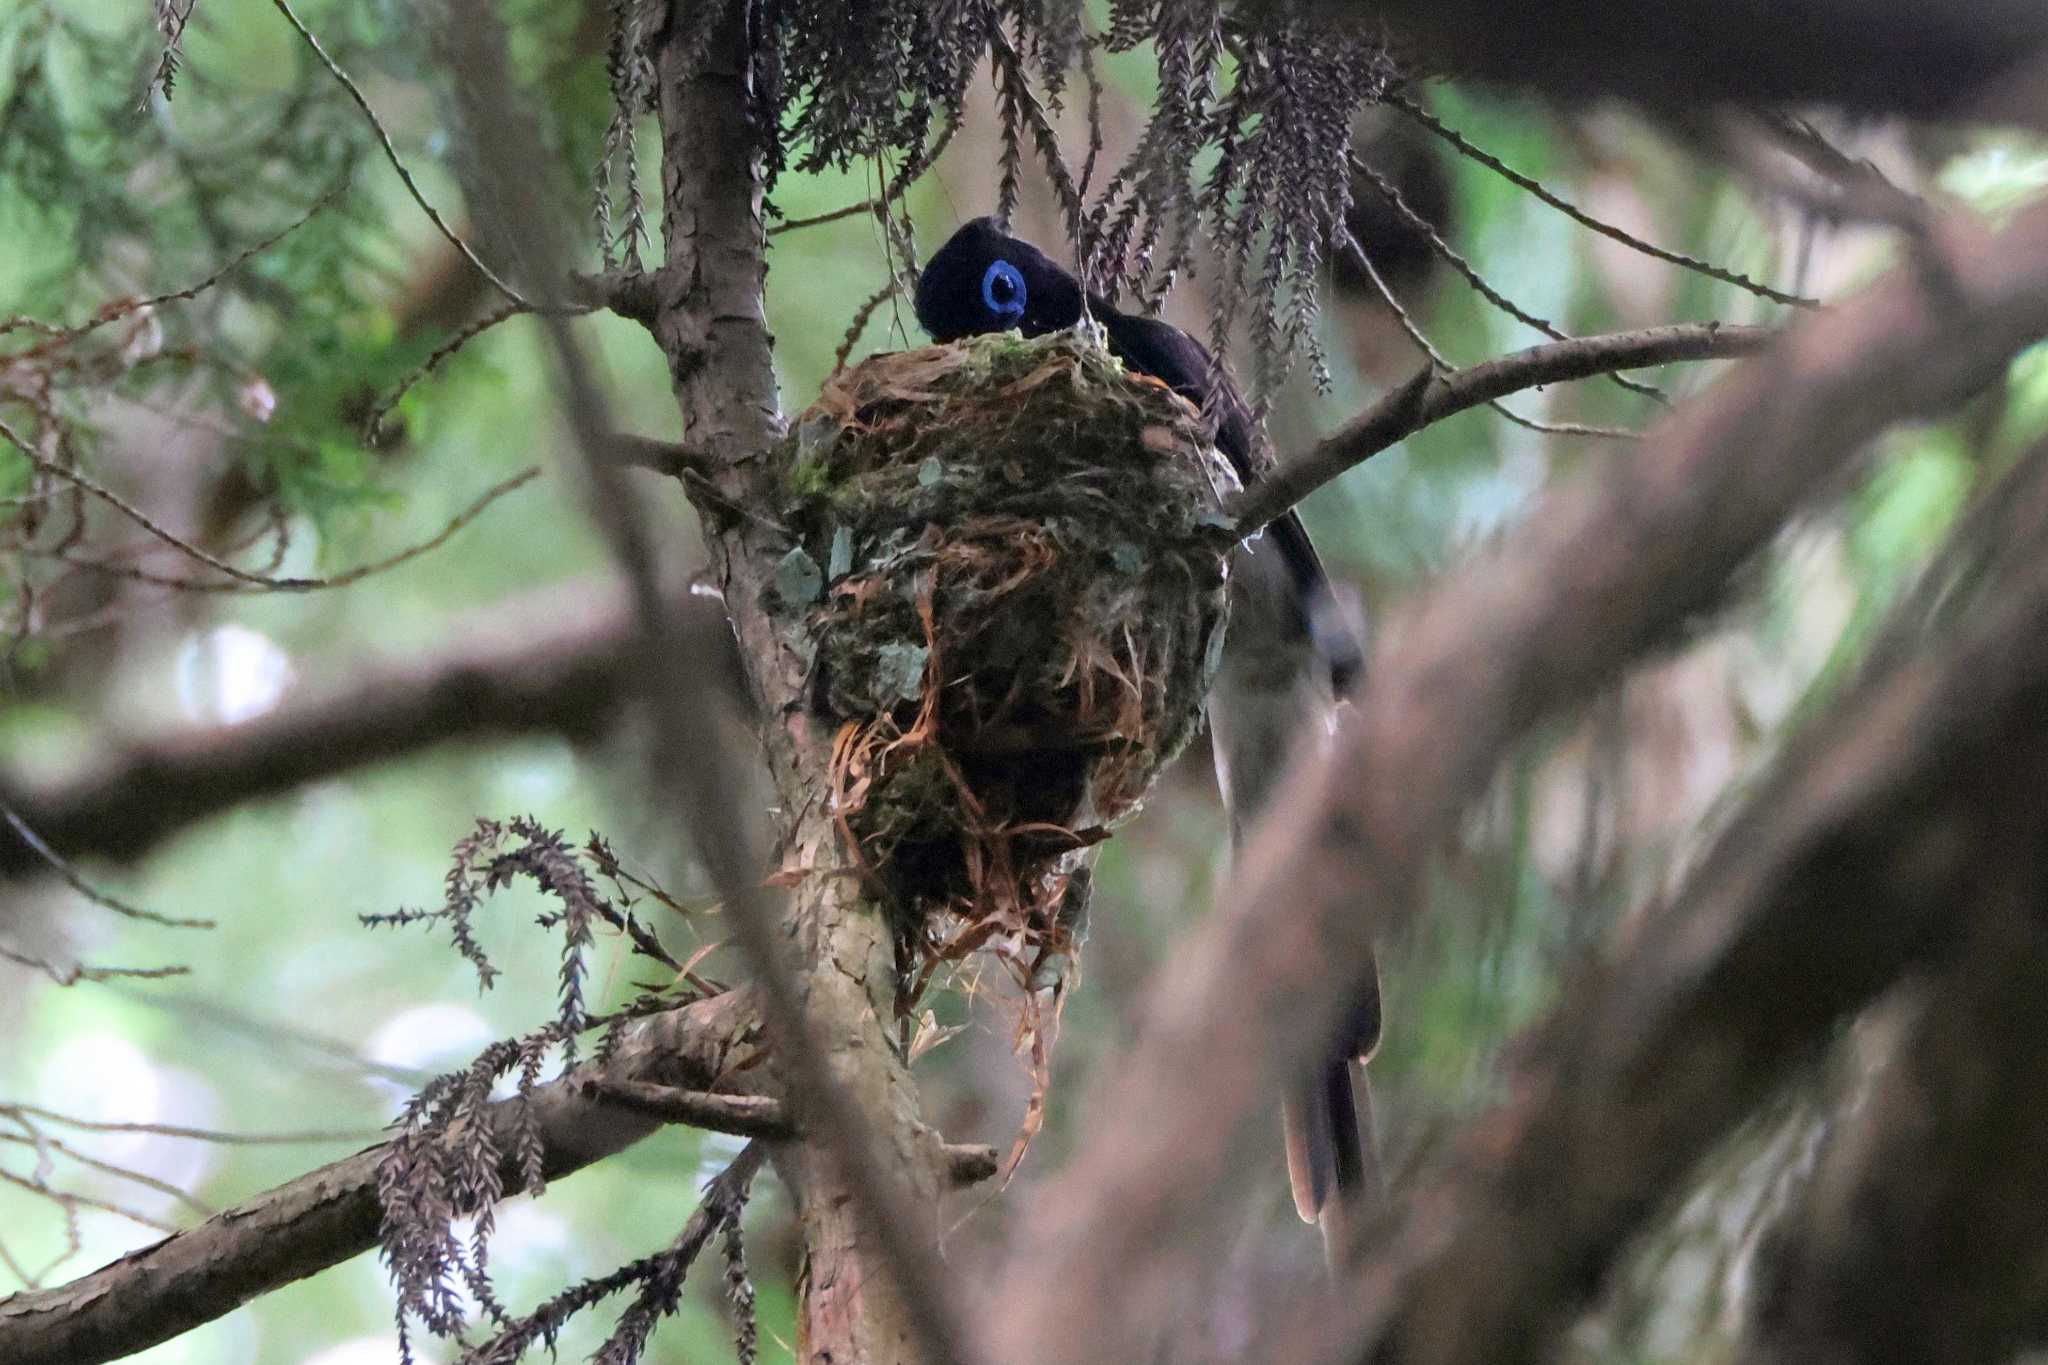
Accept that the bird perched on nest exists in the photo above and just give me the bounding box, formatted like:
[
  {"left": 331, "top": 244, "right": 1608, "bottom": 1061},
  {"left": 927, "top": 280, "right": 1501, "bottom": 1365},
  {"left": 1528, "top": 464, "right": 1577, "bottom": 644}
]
[{"left": 915, "top": 217, "right": 1383, "bottom": 1260}]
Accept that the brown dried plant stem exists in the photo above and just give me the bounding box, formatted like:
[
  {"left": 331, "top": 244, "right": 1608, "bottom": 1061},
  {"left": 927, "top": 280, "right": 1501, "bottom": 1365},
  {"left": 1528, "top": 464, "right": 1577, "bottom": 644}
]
[{"left": 990, "top": 197, "right": 2048, "bottom": 1364}]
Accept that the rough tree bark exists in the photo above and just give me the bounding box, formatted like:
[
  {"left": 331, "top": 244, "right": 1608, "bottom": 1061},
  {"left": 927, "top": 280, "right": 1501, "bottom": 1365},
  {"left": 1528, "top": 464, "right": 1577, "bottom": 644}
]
[{"left": 643, "top": 9, "right": 945, "bottom": 1361}]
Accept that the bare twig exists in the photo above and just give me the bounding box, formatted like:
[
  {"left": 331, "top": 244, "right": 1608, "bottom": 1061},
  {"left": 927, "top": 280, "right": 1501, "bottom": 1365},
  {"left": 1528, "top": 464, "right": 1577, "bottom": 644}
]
[
  {"left": 0, "top": 1128, "right": 216, "bottom": 1220},
  {"left": 263, "top": 0, "right": 532, "bottom": 308},
  {"left": 0, "top": 184, "right": 344, "bottom": 349},
  {"left": 0, "top": 802, "right": 211, "bottom": 929},
  {"left": 0, "top": 944, "right": 189, "bottom": 986},
  {"left": 0, "top": 1168, "right": 176, "bottom": 1237},
  {"left": 603, "top": 432, "right": 714, "bottom": 480},
  {"left": 768, "top": 121, "right": 958, "bottom": 237},
  {"left": 1388, "top": 93, "right": 1818, "bottom": 309},
  {"left": 1354, "top": 156, "right": 1670, "bottom": 404},
  {"left": 363, "top": 301, "right": 533, "bottom": 442},
  {"left": 832, "top": 280, "right": 901, "bottom": 375},
  {"left": 1335, "top": 227, "right": 1638, "bottom": 440},
  {"left": 0, "top": 1103, "right": 374, "bottom": 1147},
  {"left": 0, "top": 423, "right": 540, "bottom": 594},
  {"left": 1230, "top": 321, "right": 1776, "bottom": 535}
]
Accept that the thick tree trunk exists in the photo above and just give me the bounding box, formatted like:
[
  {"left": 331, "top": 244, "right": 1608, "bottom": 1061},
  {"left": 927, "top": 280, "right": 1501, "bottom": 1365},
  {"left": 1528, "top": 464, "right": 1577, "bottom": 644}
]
[
  {"left": 778, "top": 814, "right": 947, "bottom": 1364},
  {"left": 649, "top": 8, "right": 941, "bottom": 1361}
]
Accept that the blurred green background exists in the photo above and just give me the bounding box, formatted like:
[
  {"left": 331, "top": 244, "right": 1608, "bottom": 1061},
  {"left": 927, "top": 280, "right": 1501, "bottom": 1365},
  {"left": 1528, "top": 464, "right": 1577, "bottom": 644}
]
[{"left": 3, "top": 1, "right": 2047, "bottom": 1361}]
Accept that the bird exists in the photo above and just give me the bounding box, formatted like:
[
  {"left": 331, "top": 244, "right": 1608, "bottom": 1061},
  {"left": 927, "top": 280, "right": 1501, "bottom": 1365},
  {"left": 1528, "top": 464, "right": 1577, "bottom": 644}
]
[{"left": 915, "top": 216, "right": 1383, "bottom": 1259}]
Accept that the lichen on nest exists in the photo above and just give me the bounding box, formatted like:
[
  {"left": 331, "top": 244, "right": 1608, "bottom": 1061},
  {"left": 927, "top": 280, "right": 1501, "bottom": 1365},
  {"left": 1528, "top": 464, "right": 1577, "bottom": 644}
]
[{"left": 763, "top": 329, "right": 1238, "bottom": 1005}]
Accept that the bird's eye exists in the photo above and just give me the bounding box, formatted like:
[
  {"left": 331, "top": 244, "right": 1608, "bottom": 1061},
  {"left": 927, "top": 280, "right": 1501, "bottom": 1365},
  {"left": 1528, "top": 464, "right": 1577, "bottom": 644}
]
[{"left": 981, "top": 259, "right": 1027, "bottom": 322}]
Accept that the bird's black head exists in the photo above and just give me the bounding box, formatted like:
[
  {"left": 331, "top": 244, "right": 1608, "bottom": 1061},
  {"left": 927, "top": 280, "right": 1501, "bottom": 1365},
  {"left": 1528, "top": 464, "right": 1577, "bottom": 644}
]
[{"left": 914, "top": 217, "right": 1086, "bottom": 343}]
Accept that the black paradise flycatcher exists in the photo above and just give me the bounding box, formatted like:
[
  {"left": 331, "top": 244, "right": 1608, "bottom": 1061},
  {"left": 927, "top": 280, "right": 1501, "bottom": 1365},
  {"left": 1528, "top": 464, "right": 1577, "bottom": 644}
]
[{"left": 915, "top": 217, "right": 1384, "bottom": 1257}]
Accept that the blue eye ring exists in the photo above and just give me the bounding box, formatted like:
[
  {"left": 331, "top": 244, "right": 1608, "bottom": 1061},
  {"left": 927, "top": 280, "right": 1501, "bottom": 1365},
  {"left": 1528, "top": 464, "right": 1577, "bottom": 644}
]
[{"left": 981, "top": 259, "right": 1027, "bottom": 324}]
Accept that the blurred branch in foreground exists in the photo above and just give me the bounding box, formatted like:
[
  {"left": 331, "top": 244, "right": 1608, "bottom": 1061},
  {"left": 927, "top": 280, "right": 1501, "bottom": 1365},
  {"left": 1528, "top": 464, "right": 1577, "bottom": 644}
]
[
  {"left": 1320, "top": 443, "right": 2048, "bottom": 1364},
  {"left": 0, "top": 577, "right": 739, "bottom": 882},
  {"left": 994, "top": 181, "right": 2048, "bottom": 1365}
]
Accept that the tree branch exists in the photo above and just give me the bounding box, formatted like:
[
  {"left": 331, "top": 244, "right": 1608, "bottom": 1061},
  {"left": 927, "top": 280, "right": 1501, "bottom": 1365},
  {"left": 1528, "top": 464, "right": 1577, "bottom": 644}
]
[
  {"left": 1346, "top": 0, "right": 2048, "bottom": 119},
  {"left": 636, "top": 8, "right": 975, "bottom": 1364},
  {"left": 605, "top": 432, "right": 715, "bottom": 480},
  {"left": 0, "top": 992, "right": 760, "bottom": 1365},
  {"left": 992, "top": 194, "right": 2048, "bottom": 1365},
  {"left": 1312, "top": 458, "right": 2048, "bottom": 1365},
  {"left": 1744, "top": 924, "right": 2048, "bottom": 1364},
  {"left": 580, "top": 1079, "right": 790, "bottom": 1136},
  {"left": 0, "top": 579, "right": 734, "bottom": 881},
  {"left": 1229, "top": 323, "right": 1777, "bottom": 536},
  {"left": 573, "top": 1077, "right": 993, "bottom": 1185}
]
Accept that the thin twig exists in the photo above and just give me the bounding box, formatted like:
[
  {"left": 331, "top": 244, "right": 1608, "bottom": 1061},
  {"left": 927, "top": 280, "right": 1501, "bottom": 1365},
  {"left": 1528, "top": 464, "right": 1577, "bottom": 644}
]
[
  {"left": 0, "top": 801, "right": 213, "bottom": 929},
  {"left": 4, "top": 431, "right": 540, "bottom": 594},
  {"left": 768, "top": 122, "right": 959, "bottom": 238},
  {"left": 0, "top": 1166, "right": 178, "bottom": 1235},
  {"left": 1337, "top": 227, "right": 1638, "bottom": 440},
  {"left": 1232, "top": 321, "right": 1774, "bottom": 534},
  {"left": 0, "top": 184, "right": 345, "bottom": 350},
  {"left": 0, "top": 944, "right": 190, "bottom": 985},
  {"left": 0, "top": 1129, "right": 216, "bottom": 1220},
  {"left": 604, "top": 436, "right": 791, "bottom": 535},
  {"left": 1353, "top": 156, "right": 1670, "bottom": 404},
  {"left": 1388, "top": 93, "right": 1818, "bottom": 309},
  {"left": 832, "top": 280, "right": 901, "bottom": 375},
  {"left": 364, "top": 301, "right": 533, "bottom": 443},
  {"left": 0, "top": 1102, "right": 375, "bottom": 1146},
  {"left": 265, "top": 0, "right": 531, "bottom": 307}
]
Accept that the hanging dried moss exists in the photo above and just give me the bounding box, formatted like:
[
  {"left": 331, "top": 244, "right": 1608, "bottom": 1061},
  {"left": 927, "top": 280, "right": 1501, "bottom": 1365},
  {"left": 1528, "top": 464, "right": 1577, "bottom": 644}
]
[{"left": 762, "top": 330, "right": 1235, "bottom": 1000}]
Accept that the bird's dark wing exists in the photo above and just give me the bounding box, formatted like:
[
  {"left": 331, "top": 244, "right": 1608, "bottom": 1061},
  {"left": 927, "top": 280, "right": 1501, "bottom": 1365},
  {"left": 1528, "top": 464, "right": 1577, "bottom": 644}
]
[
  {"left": 1101, "top": 308, "right": 1378, "bottom": 1244},
  {"left": 1099, "top": 309, "right": 1360, "bottom": 692}
]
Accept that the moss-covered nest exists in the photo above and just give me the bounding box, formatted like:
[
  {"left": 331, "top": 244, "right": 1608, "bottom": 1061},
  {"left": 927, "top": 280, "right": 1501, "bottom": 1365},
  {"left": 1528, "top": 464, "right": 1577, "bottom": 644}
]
[{"left": 764, "top": 330, "right": 1237, "bottom": 1000}]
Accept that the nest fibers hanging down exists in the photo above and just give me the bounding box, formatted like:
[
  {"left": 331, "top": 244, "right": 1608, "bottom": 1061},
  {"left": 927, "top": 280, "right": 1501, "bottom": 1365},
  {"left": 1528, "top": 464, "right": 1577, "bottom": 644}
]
[{"left": 764, "top": 329, "right": 1239, "bottom": 1004}]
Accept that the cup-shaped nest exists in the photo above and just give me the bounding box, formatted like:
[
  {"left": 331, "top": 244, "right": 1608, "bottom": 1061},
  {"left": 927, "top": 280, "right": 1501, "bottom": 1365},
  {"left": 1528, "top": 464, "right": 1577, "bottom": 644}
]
[{"left": 764, "top": 330, "right": 1237, "bottom": 981}]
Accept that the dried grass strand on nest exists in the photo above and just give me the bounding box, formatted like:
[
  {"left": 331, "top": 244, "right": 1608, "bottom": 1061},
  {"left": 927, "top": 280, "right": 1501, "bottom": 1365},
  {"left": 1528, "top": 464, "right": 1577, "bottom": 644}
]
[{"left": 767, "top": 331, "right": 1237, "bottom": 1004}]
